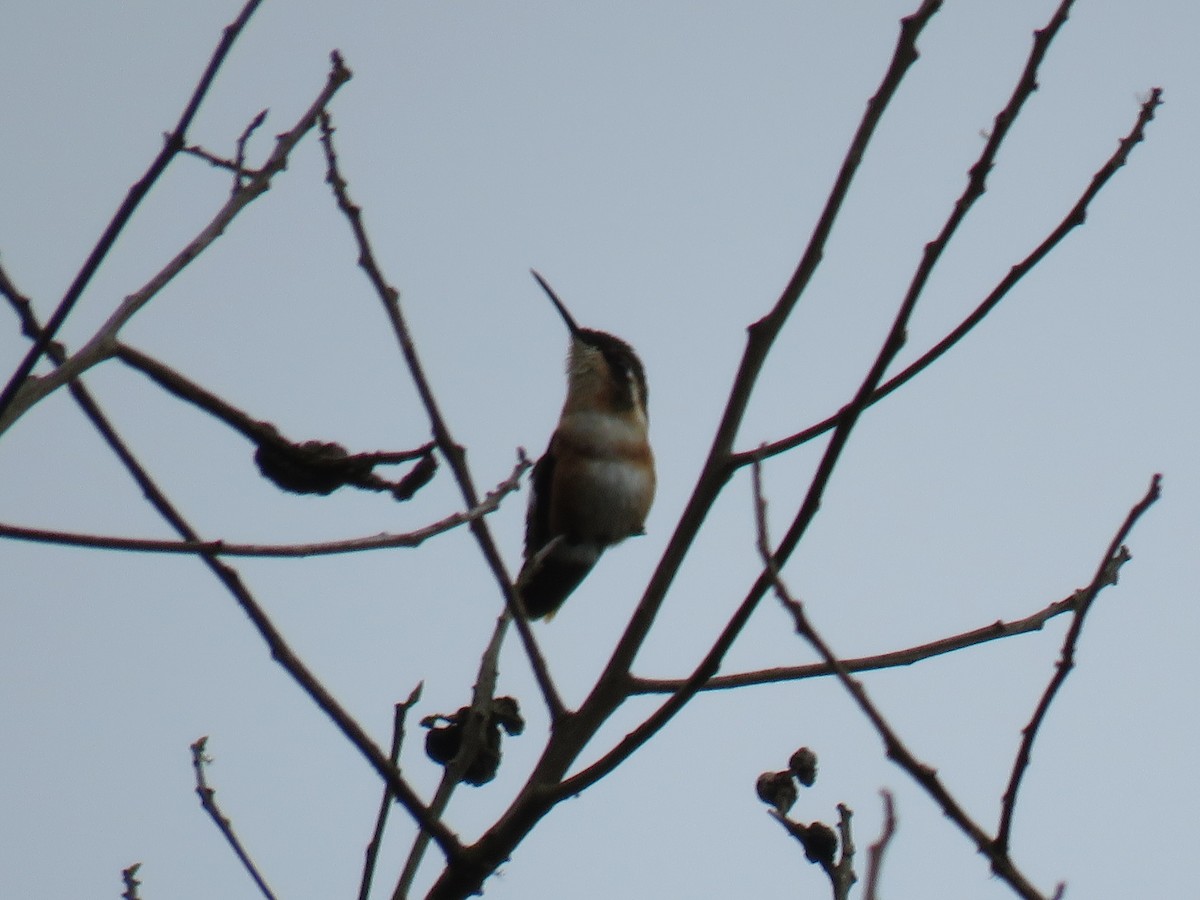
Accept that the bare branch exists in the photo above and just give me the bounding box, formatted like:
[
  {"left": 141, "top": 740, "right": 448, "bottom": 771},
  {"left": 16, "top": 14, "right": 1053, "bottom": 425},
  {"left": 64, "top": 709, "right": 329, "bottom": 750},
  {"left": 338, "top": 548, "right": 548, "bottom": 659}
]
[
  {"left": 316, "top": 111, "right": 566, "bottom": 722},
  {"left": 0, "top": 2, "right": 1168, "bottom": 897},
  {"left": 232, "top": 108, "right": 269, "bottom": 192},
  {"left": 2, "top": 267, "right": 464, "bottom": 869},
  {"left": 114, "top": 342, "right": 439, "bottom": 499},
  {"left": 120, "top": 863, "right": 143, "bottom": 900},
  {"left": 767, "top": 806, "right": 853, "bottom": 899},
  {"left": 833, "top": 804, "right": 857, "bottom": 900},
  {"left": 182, "top": 107, "right": 268, "bottom": 187},
  {"left": 0, "top": 0, "right": 265, "bottom": 424},
  {"left": 0, "top": 261, "right": 58, "bottom": 347},
  {"left": 181, "top": 141, "right": 246, "bottom": 172},
  {"left": 189, "top": 737, "right": 278, "bottom": 900},
  {"left": 630, "top": 586, "right": 1085, "bottom": 694},
  {"left": 749, "top": 460, "right": 1052, "bottom": 900},
  {"left": 582, "top": 0, "right": 945, "bottom": 711},
  {"left": 995, "top": 474, "right": 1162, "bottom": 853},
  {"left": 394, "top": 614, "right": 512, "bottom": 899},
  {"left": 358, "top": 683, "right": 424, "bottom": 900},
  {"left": 863, "top": 791, "right": 897, "bottom": 900},
  {"left": 0, "top": 453, "right": 527, "bottom": 558},
  {"left": 544, "top": 2, "right": 947, "bottom": 818},
  {"left": 565, "top": 1, "right": 1157, "bottom": 819},
  {"left": 198, "top": 548, "right": 463, "bottom": 861},
  {"left": 0, "top": 51, "right": 353, "bottom": 433},
  {"left": 744, "top": 84, "right": 1165, "bottom": 465}
]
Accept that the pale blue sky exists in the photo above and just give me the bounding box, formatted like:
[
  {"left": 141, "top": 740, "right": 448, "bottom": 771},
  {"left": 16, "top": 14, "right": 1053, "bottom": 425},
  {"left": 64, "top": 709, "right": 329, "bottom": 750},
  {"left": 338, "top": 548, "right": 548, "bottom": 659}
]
[{"left": 1, "top": 2, "right": 1197, "bottom": 898}]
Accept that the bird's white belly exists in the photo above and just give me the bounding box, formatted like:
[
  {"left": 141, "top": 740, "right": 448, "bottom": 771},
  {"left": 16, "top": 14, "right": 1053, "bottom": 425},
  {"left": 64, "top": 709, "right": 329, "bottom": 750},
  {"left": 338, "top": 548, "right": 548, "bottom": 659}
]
[
  {"left": 555, "top": 411, "right": 655, "bottom": 544},
  {"left": 568, "top": 457, "right": 654, "bottom": 544}
]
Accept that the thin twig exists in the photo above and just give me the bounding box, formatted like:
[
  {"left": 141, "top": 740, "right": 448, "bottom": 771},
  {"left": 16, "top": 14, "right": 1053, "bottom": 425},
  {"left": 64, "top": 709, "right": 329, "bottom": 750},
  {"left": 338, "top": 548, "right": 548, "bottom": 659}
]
[
  {"left": 1, "top": 266, "right": 464, "bottom": 867},
  {"left": 198, "top": 545, "right": 463, "bottom": 861},
  {"left": 425, "top": 8, "right": 944, "bottom": 892},
  {"left": 416, "top": 8, "right": 949, "bottom": 891},
  {"left": 832, "top": 804, "right": 857, "bottom": 900},
  {"left": 113, "top": 341, "right": 288, "bottom": 447},
  {"left": 232, "top": 109, "right": 269, "bottom": 193},
  {"left": 749, "top": 460, "right": 1051, "bottom": 900},
  {"left": 0, "top": 454, "right": 526, "bottom": 557},
  {"left": 582, "top": 0, "right": 944, "bottom": 708},
  {"left": 0, "top": 261, "right": 57, "bottom": 346},
  {"left": 767, "top": 805, "right": 854, "bottom": 898},
  {"left": 358, "top": 683, "right": 424, "bottom": 900},
  {"left": 995, "top": 474, "right": 1162, "bottom": 853},
  {"left": 316, "top": 110, "right": 566, "bottom": 722},
  {"left": 112, "top": 342, "right": 439, "bottom": 498},
  {"left": 393, "top": 614, "right": 512, "bottom": 900},
  {"left": 564, "top": 0, "right": 1145, "bottom": 805},
  {"left": 189, "top": 737, "right": 278, "bottom": 900},
  {"left": 0, "top": 0, "right": 264, "bottom": 423},
  {"left": 0, "top": 51, "right": 353, "bottom": 434},
  {"left": 742, "top": 84, "right": 1164, "bottom": 466},
  {"left": 183, "top": 109, "right": 269, "bottom": 184},
  {"left": 629, "top": 586, "right": 1086, "bottom": 693},
  {"left": 863, "top": 791, "right": 896, "bottom": 900},
  {"left": 182, "top": 142, "right": 247, "bottom": 172},
  {"left": 120, "top": 863, "right": 143, "bottom": 900},
  {"left": 550, "top": 0, "right": 946, "bottom": 811}
]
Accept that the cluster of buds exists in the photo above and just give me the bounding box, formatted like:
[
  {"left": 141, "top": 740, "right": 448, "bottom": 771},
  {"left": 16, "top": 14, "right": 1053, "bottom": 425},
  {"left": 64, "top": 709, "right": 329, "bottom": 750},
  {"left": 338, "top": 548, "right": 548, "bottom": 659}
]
[
  {"left": 755, "top": 746, "right": 837, "bottom": 869},
  {"left": 421, "top": 696, "right": 524, "bottom": 786}
]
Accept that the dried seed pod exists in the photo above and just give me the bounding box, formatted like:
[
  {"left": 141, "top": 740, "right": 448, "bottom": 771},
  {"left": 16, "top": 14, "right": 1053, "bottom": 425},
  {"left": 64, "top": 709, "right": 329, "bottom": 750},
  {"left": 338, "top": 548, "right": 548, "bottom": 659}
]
[
  {"left": 255, "top": 438, "right": 362, "bottom": 495},
  {"left": 756, "top": 770, "right": 798, "bottom": 815},
  {"left": 788, "top": 747, "right": 818, "bottom": 787},
  {"left": 420, "top": 697, "right": 525, "bottom": 786},
  {"left": 800, "top": 821, "right": 838, "bottom": 868}
]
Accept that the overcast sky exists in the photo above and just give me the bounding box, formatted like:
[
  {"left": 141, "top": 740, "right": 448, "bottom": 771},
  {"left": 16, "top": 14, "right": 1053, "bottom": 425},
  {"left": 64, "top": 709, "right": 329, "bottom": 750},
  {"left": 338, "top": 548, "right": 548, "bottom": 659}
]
[{"left": 1, "top": 2, "right": 1197, "bottom": 898}]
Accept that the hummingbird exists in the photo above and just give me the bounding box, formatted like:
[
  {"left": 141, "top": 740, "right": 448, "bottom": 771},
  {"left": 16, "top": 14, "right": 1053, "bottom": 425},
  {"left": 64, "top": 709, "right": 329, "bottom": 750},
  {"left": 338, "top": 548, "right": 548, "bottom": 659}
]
[{"left": 516, "top": 271, "right": 656, "bottom": 619}]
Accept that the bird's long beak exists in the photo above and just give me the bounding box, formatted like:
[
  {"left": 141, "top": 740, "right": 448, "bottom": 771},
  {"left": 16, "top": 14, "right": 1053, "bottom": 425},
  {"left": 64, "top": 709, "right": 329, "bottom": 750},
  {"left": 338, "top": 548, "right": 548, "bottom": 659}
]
[{"left": 530, "top": 269, "right": 581, "bottom": 337}]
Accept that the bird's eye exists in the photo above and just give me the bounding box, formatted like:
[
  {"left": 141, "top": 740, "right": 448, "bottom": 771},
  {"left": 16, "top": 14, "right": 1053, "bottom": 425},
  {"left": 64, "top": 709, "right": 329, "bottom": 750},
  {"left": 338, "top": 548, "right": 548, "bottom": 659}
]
[{"left": 607, "top": 355, "right": 632, "bottom": 383}]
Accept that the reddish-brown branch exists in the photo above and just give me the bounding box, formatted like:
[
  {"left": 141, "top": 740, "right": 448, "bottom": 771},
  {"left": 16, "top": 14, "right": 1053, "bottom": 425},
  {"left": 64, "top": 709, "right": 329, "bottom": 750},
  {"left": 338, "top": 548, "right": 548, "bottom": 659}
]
[
  {"left": 557, "top": 0, "right": 960, "bottom": 807},
  {"left": 316, "top": 111, "right": 567, "bottom": 722},
  {"left": 582, "top": 0, "right": 945, "bottom": 705},
  {"left": 393, "top": 614, "right": 513, "bottom": 899},
  {"left": 0, "top": 52, "right": 352, "bottom": 433},
  {"left": 0, "top": 455, "right": 525, "bottom": 558},
  {"left": 114, "top": 341, "right": 439, "bottom": 499},
  {"left": 421, "top": 6, "right": 946, "bottom": 898},
  {"left": 190, "top": 737, "right": 278, "bottom": 900},
  {"left": 749, "top": 460, "right": 1051, "bottom": 900},
  {"left": 863, "top": 792, "right": 897, "bottom": 900},
  {"left": 120, "top": 863, "right": 143, "bottom": 900},
  {"left": 0, "top": 0, "right": 264, "bottom": 422},
  {"left": 1, "top": 194, "right": 463, "bottom": 876},
  {"left": 358, "top": 684, "right": 424, "bottom": 900},
  {"left": 742, "top": 84, "right": 1165, "bottom": 466},
  {"left": 995, "top": 474, "right": 1162, "bottom": 854},
  {"left": 629, "top": 585, "right": 1086, "bottom": 694}
]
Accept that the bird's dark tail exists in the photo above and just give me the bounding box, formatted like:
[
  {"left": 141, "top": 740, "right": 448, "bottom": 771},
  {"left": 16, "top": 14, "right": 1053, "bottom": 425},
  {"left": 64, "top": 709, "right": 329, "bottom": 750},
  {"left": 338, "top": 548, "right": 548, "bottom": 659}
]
[{"left": 516, "top": 541, "right": 600, "bottom": 619}]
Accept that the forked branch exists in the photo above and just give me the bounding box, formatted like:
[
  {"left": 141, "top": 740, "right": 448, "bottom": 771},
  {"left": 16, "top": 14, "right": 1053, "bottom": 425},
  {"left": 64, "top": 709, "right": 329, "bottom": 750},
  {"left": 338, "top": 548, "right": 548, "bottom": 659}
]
[
  {"left": 750, "top": 460, "right": 1049, "bottom": 900},
  {"left": 0, "top": 50, "right": 353, "bottom": 434},
  {"left": 996, "top": 474, "right": 1162, "bottom": 854},
  {"left": 316, "top": 110, "right": 566, "bottom": 722},
  {"left": 742, "top": 85, "right": 1164, "bottom": 465},
  {"left": 0, "top": 0, "right": 266, "bottom": 423},
  {"left": 0, "top": 454, "right": 526, "bottom": 558},
  {"left": 190, "top": 736, "right": 278, "bottom": 900},
  {"left": 628, "top": 584, "right": 1094, "bottom": 694}
]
